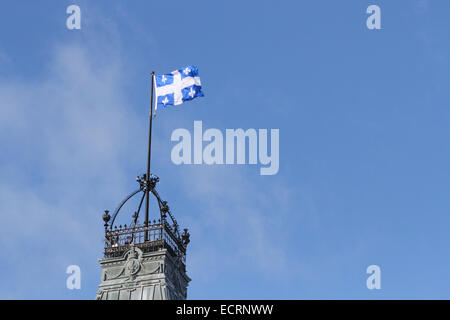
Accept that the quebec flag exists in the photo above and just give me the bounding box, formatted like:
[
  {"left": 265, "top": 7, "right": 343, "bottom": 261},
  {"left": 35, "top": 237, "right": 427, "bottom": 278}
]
[{"left": 154, "top": 65, "right": 204, "bottom": 110}]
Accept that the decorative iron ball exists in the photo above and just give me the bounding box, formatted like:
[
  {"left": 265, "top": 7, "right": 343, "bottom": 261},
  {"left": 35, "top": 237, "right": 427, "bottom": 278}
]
[{"left": 103, "top": 210, "right": 111, "bottom": 223}]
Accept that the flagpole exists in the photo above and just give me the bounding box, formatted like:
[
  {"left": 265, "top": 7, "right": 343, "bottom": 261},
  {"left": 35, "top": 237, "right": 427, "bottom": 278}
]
[{"left": 144, "top": 71, "right": 155, "bottom": 240}]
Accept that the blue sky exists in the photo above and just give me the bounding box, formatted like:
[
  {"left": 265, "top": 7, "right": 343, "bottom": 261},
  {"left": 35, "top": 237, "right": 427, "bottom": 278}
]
[{"left": 0, "top": 0, "right": 449, "bottom": 299}]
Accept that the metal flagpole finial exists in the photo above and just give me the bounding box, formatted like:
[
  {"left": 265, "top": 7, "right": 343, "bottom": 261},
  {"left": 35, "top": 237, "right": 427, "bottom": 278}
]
[{"left": 151, "top": 71, "right": 157, "bottom": 118}]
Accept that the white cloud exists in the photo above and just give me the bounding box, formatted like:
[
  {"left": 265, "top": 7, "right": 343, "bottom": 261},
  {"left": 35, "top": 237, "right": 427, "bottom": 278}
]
[
  {"left": 0, "top": 9, "right": 305, "bottom": 298},
  {"left": 415, "top": 0, "right": 429, "bottom": 13},
  {"left": 169, "top": 166, "right": 302, "bottom": 286},
  {"left": 0, "top": 39, "right": 144, "bottom": 298}
]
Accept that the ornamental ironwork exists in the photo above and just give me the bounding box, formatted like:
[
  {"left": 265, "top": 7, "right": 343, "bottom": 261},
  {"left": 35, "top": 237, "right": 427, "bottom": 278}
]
[{"left": 102, "top": 173, "right": 190, "bottom": 264}]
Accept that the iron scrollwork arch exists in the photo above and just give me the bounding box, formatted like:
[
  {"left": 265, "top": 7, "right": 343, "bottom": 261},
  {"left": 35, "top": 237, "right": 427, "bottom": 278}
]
[{"left": 102, "top": 173, "right": 185, "bottom": 241}]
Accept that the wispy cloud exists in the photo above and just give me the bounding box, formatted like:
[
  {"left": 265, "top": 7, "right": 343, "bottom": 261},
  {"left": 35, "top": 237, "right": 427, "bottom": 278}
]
[
  {"left": 164, "top": 165, "right": 304, "bottom": 292},
  {"left": 414, "top": 0, "right": 430, "bottom": 13},
  {"left": 0, "top": 3, "right": 305, "bottom": 299},
  {"left": 0, "top": 36, "right": 143, "bottom": 298}
]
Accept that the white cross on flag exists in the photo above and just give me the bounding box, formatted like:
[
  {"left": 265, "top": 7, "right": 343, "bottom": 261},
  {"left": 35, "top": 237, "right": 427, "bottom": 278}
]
[{"left": 154, "top": 66, "right": 204, "bottom": 111}]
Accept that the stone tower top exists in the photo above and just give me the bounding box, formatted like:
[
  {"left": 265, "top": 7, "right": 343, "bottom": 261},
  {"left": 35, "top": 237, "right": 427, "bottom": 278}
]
[{"left": 96, "top": 173, "right": 191, "bottom": 300}]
